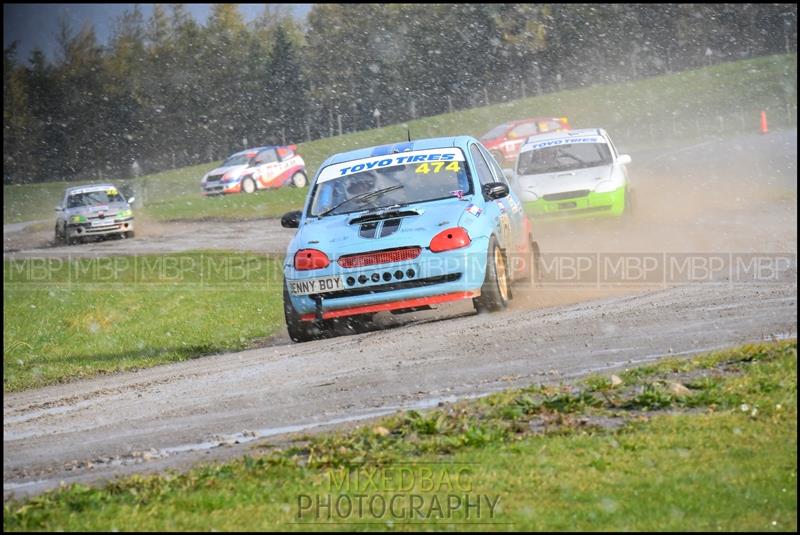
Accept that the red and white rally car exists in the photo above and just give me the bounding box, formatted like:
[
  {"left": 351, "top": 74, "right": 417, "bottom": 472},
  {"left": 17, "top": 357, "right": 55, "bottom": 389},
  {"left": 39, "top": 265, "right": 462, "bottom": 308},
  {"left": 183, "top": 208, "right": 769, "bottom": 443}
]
[
  {"left": 201, "top": 145, "right": 307, "bottom": 195},
  {"left": 480, "top": 117, "right": 570, "bottom": 164}
]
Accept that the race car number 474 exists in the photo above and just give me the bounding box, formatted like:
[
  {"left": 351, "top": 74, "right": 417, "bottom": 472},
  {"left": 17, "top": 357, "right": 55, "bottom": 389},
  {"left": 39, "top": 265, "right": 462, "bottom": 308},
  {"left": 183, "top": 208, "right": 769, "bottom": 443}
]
[{"left": 289, "top": 276, "right": 344, "bottom": 296}]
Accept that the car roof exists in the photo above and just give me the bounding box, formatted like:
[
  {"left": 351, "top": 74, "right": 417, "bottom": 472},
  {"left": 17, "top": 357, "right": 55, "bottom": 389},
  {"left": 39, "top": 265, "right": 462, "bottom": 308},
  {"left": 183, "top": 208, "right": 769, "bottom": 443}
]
[
  {"left": 523, "top": 128, "right": 606, "bottom": 146},
  {"left": 228, "top": 146, "right": 276, "bottom": 157},
  {"left": 227, "top": 144, "right": 301, "bottom": 158},
  {"left": 320, "top": 136, "right": 475, "bottom": 168},
  {"left": 64, "top": 184, "right": 118, "bottom": 194},
  {"left": 505, "top": 117, "right": 566, "bottom": 127}
]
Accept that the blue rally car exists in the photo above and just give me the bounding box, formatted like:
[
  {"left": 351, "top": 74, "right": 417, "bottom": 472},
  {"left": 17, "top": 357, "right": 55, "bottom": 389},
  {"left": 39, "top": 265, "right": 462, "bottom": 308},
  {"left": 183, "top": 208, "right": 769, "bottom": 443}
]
[{"left": 280, "top": 136, "right": 540, "bottom": 342}]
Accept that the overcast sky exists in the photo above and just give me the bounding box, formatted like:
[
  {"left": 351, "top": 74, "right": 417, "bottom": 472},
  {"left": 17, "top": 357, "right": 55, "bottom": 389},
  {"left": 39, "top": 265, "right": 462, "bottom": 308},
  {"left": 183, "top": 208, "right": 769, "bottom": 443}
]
[{"left": 4, "top": 3, "right": 312, "bottom": 63}]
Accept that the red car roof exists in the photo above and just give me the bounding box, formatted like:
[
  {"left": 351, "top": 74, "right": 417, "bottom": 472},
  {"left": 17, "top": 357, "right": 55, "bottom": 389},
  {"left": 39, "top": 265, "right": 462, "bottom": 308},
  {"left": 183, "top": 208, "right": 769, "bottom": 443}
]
[{"left": 501, "top": 117, "right": 564, "bottom": 127}]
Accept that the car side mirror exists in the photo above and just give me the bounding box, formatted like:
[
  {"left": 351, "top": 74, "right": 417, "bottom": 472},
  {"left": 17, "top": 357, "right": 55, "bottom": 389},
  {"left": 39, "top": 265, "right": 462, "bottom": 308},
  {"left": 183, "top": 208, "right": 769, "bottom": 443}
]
[
  {"left": 482, "top": 182, "right": 509, "bottom": 200},
  {"left": 617, "top": 154, "right": 632, "bottom": 165},
  {"left": 281, "top": 210, "right": 302, "bottom": 228},
  {"left": 127, "top": 196, "right": 136, "bottom": 205}
]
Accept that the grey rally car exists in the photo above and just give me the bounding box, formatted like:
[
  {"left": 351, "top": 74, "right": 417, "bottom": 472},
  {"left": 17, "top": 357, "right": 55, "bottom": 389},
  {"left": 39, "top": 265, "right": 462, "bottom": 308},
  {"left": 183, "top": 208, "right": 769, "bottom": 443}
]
[{"left": 54, "top": 184, "right": 135, "bottom": 245}]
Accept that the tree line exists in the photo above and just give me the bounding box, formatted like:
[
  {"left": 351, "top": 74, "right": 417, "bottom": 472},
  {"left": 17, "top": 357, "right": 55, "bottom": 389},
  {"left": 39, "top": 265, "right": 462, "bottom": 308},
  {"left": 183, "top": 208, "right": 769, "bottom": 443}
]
[{"left": 3, "top": 3, "right": 796, "bottom": 184}]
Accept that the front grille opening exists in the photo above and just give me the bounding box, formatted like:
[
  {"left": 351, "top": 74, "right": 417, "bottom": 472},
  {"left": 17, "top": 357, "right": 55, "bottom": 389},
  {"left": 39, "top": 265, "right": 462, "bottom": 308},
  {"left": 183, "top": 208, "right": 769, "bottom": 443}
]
[
  {"left": 338, "top": 247, "right": 422, "bottom": 268},
  {"left": 543, "top": 189, "right": 591, "bottom": 201},
  {"left": 538, "top": 205, "right": 613, "bottom": 217}
]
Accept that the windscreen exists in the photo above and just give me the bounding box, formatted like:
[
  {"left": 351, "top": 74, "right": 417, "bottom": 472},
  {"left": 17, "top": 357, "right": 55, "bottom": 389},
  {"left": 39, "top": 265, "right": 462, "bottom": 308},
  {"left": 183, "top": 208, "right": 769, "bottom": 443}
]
[
  {"left": 222, "top": 153, "right": 253, "bottom": 166},
  {"left": 309, "top": 148, "right": 472, "bottom": 217},
  {"left": 517, "top": 136, "right": 612, "bottom": 175},
  {"left": 67, "top": 188, "right": 125, "bottom": 208}
]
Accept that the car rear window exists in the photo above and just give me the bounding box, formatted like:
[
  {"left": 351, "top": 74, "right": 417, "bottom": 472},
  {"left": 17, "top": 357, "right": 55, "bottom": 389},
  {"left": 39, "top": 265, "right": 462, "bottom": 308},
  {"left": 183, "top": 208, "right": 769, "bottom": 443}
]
[
  {"left": 256, "top": 149, "right": 278, "bottom": 164},
  {"left": 481, "top": 123, "right": 511, "bottom": 140},
  {"left": 509, "top": 122, "right": 539, "bottom": 138},
  {"left": 537, "top": 119, "right": 564, "bottom": 133},
  {"left": 276, "top": 147, "right": 294, "bottom": 160}
]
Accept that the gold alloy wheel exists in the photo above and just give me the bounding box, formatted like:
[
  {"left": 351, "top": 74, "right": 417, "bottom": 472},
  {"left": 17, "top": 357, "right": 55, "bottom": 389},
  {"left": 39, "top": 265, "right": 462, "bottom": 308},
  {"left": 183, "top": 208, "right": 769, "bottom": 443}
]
[{"left": 495, "top": 246, "right": 509, "bottom": 302}]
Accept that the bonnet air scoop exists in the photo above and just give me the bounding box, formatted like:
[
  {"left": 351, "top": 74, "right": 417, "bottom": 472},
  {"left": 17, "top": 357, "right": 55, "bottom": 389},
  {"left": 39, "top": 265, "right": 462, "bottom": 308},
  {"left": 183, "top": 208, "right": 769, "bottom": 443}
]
[{"left": 348, "top": 209, "right": 420, "bottom": 225}]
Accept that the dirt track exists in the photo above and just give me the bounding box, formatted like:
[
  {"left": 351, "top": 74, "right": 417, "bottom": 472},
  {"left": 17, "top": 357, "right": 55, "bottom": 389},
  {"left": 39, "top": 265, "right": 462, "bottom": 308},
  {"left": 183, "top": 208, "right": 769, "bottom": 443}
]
[
  {"left": 4, "top": 277, "right": 796, "bottom": 499},
  {"left": 3, "top": 130, "right": 797, "bottom": 499},
  {"left": 3, "top": 217, "right": 297, "bottom": 258}
]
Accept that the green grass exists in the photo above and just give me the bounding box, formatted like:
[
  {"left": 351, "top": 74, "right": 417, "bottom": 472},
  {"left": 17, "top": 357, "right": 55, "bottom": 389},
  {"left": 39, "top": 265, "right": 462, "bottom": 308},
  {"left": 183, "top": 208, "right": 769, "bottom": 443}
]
[
  {"left": 4, "top": 340, "right": 796, "bottom": 531},
  {"left": 142, "top": 186, "right": 308, "bottom": 221},
  {"left": 4, "top": 54, "right": 796, "bottom": 225},
  {"left": 3, "top": 252, "right": 285, "bottom": 392}
]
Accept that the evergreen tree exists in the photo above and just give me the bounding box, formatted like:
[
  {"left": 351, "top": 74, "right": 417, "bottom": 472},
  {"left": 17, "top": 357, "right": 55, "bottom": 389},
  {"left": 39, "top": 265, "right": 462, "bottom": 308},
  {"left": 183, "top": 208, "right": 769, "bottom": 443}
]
[{"left": 265, "top": 23, "right": 309, "bottom": 144}]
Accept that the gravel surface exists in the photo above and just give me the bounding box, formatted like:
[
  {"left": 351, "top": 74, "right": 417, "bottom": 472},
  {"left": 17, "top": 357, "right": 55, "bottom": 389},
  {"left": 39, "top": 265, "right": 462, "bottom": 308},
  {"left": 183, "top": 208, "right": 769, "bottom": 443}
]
[{"left": 3, "top": 130, "right": 797, "bottom": 500}]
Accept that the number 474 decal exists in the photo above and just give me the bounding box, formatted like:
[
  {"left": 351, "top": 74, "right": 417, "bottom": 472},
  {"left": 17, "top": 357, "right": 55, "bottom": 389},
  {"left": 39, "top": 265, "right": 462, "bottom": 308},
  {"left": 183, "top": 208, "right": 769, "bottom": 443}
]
[{"left": 415, "top": 162, "right": 461, "bottom": 174}]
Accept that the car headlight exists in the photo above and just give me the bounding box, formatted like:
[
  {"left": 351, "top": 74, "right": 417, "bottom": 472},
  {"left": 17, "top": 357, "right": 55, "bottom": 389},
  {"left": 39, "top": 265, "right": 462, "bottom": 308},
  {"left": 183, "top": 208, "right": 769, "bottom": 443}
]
[
  {"left": 69, "top": 215, "right": 87, "bottom": 224},
  {"left": 116, "top": 209, "right": 133, "bottom": 219},
  {"left": 594, "top": 181, "right": 619, "bottom": 193}
]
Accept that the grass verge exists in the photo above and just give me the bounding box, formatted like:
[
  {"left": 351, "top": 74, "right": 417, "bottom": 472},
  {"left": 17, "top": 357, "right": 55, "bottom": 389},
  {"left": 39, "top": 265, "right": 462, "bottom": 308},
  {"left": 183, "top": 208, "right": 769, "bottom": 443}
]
[
  {"left": 141, "top": 186, "right": 308, "bottom": 222},
  {"left": 4, "top": 340, "right": 796, "bottom": 531},
  {"left": 3, "top": 252, "right": 285, "bottom": 392},
  {"left": 4, "top": 54, "right": 796, "bottom": 224}
]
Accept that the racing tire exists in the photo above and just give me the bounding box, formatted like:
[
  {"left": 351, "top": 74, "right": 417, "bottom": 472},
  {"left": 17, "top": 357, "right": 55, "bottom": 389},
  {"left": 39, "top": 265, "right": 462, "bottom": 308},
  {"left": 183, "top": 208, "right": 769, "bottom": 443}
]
[
  {"left": 473, "top": 236, "right": 511, "bottom": 313},
  {"left": 242, "top": 177, "right": 257, "bottom": 194},
  {"left": 291, "top": 171, "right": 308, "bottom": 188},
  {"left": 624, "top": 188, "right": 634, "bottom": 217},
  {"left": 284, "top": 280, "right": 327, "bottom": 343},
  {"left": 522, "top": 238, "right": 541, "bottom": 288},
  {"left": 54, "top": 224, "right": 65, "bottom": 245}
]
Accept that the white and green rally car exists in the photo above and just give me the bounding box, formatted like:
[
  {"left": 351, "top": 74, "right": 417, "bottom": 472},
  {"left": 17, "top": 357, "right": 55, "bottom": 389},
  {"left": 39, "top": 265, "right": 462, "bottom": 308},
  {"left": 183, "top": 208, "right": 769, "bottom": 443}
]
[
  {"left": 54, "top": 184, "right": 135, "bottom": 245},
  {"left": 511, "top": 128, "right": 632, "bottom": 220}
]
